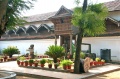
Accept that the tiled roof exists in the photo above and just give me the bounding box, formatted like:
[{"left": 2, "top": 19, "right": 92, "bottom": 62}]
[
  {"left": 104, "top": 0, "right": 120, "bottom": 11},
  {"left": 24, "top": 0, "right": 120, "bottom": 23},
  {"left": 24, "top": 12, "right": 56, "bottom": 22}
]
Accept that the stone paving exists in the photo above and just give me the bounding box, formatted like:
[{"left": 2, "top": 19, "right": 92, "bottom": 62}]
[{"left": 0, "top": 61, "right": 120, "bottom": 79}]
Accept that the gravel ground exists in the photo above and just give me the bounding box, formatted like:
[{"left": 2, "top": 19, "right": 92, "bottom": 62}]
[{"left": 88, "top": 70, "right": 120, "bottom": 79}]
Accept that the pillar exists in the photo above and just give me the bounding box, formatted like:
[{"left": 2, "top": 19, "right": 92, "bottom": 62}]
[
  {"left": 70, "top": 34, "right": 72, "bottom": 55},
  {"left": 55, "top": 35, "right": 57, "bottom": 46}
]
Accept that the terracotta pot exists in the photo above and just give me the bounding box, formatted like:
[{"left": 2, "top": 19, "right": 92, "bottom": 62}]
[
  {"left": 54, "top": 65, "right": 58, "bottom": 69},
  {"left": 48, "top": 64, "right": 52, "bottom": 68},
  {"left": 68, "top": 65, "right": 71, "bottom": 69},
  {"left": 90, "top": 62, "right": 94, "bottom": 66},
  {"left": 17, "top": 61, "right": 20, "bottom": 65},
  {"left": 29, "top": 63, "right": 33, "bottom": 66},
  {"left": 8, "top": 58, "right": 11, "bottom": 61},
  {"left": 4, "top": 57, "right": 7, "bottom": 62},
  {"left": 98, "top": 62, "right": 102, "bottom": 65},
  {"left": 34, "top": 63, "right": 38, "bottom": 67},
  {"left": 94, "top": 61, "right": 97, "bottom": 66},
  {"left": 101, "top": 62, "right": 105, "bottom": 65},
  {"left": 63, "top": 65, "right": 68, "bottom": 70},
  {"left": 20, "top": 62, "right": 24, "bottom": 66},
  {"left": 41, "top": 64, "right": 44, "bottom": 68},
  {"left": 24, "top": 62, "right": 28, "bottom": 66},
  {"left": 0, "top": 59, "right": 3, "bottom": 62}
]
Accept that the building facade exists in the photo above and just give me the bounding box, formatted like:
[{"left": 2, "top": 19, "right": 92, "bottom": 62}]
[{"left": 1, "top": 0, "right": 120, "bottom": 61}]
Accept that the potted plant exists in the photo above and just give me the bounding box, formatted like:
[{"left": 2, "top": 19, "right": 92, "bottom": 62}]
[
  {"left": 54, "top": 63, "right": 59, "bottom": 69},
  {"left": 34, "top": 60, "right": 39, "bottom": 67},
  {"left": 19, "top": 56, "right": 25, "bottom": 66},
  {"left": 2, "top": 46, "right": 19, "bottom": 58},
  {"left": 0, "top": 56, "right": 3, "bottom": 62},
  {"left": 24, "top": 60, "right": 28, "bottom": 66},
  {"left": 17, "top": 59, "right": 20, "bottom": 65},
  {"left": 3, "top": 54, "right": 7, "bottom": 62},
  {"left": 61, "top": 60, "right": 68, "bottom": 70},
  {"left": 40, "top": 59, "right": 46, "bottom": 68},
  {"left": 95, "top": 57, "right": 101, "bottom": 65},
  {"left": 48, "top": 59, "right": 53, "bottom": 68},
  {"left": 101, "top": 59, "right": 105, "bottom": 65},
  {"left": 45, "top": 45, "right": 65, "bottom": 63},
  {"left": 29, "top": 59, "right": 34, "bottom": 66},
  {"left": 67, "top": 60, "right": 73, "bottom": 69}
]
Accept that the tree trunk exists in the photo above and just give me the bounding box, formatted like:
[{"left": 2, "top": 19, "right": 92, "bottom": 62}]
[
  {"left": 0, "top": 0, "right": 8, "bottom": 23},
  {"left": 82, "top": 0, "right": 87, "bottom": 13},
  {"left": 53, "top": 58, "right": 57, "bottom": 63},
  {"left": 74, "top": 31, "right": 83, "bottom": 74},
  {"left": 0, "top": 0, "right": 8, "bottom": 38},
  {"left": 74, "top": 0, "right": 88, "bottom": 74}
]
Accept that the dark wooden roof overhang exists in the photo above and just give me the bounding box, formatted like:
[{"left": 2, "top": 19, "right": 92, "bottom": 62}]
[{"left": 106, "top": 17, "right": 120, "bottom": 27}]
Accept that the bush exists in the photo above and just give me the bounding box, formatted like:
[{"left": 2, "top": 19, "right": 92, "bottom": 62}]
[
  {"left": 61, "top": 60, "right": 73, "bottom": 66},
  {"left": 95, "top": 57, "right": 101, "bottom": 62},
  {"left": 2, "top": 46, "right": 19, "bottom": 58},
  {"left": 45, "top": 45, "right": 65, "bottom": 63},
  {"left": 19, "top": 56, "right": 25, "bottom": 61},
  {"left": 29, "top": 59, "right": 34, "bottom": 63},
  {"left": 80, "top": 52, "right": 85, "bottom": 59},
  {"left": 40, "top": 59, "right": 46, "bottom": 64}
]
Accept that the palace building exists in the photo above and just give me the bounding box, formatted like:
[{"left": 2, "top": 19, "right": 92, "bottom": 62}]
[{"left": 1, "top": 0, "right": 120, "bottom": 62}]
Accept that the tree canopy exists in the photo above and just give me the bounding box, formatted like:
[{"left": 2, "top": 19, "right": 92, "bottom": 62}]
[
  {"left": 72, "top": 0, "right": 108, "bottom": 74},
  {"left": 0, "top": 0, "right": 36, "bottom": 37},
  {"left": 72, "top": 3, "right": 108, "bottom": 36}
]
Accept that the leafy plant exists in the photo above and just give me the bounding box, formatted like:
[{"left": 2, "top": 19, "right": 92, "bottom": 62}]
[
  {"left": 48, "top": 59, "right": 53, "bottom": 65},
  {"left": 101, "top": 59, "right": 105, "bottom": 62},
  {"left": 54, "top": 63, "right": 59, "bottom": 67},
  {"left": 19, "top": 56, "right": 25, "bottom": 61},
  {"left": 95, "top": 57, "right": 101, "bottom": 62},
  {"left": 40, "top": 59, "right": 46, "bottom": 64},
  {"left": 80, "top": 52, "right": 85, "bottom": 59},
  {"left": 61, "top": 60, "right": 69, "bottom": 66},
  {"left": 29, "top": 59, "right": 34, "bottom": 63},
  {"left": 2, "top": 46, "right": 19, "bottom": 58},
  {"left": 67, "top": 60, "right": 73, "bottom": 65},
  {"left": 45, "top": 45, "right": 65, "bottom": 63},
  {"left": 24, "top": 60, "right": 28, "bottom": 63}
]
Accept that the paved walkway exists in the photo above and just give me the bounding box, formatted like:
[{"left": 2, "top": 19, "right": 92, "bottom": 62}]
[{"left": 0, "top": 61, "right": 120, "bottom": 79}]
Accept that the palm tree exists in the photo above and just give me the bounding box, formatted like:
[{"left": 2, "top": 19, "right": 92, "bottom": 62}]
[{"left": 72, "top": 0, "right": 108, "bottom": 73}]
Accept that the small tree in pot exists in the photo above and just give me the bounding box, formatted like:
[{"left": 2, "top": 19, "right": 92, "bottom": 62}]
[
  {"left": 48, "top": 59, "right": 53, "bottom": 68},
  {"left": 29, "top": 59, "right": 34, "bottom": 66},
  {"left": 19, "top": 56, "right": 25, "bottom": 66},
  {"left": 2, "top": 46, "right": 19, "bottom": 58},
  {"left": 40, "top": 59, "right": 46, "bottom": 68},
  {"left": 34, "top": 60, "right": 39, "bottom": 67},
  {"left": 45, "top": 45, "right": 65, "bottom": 63},
  {"left": 24, "top": 60, "right": 28, "bottom": 66}
]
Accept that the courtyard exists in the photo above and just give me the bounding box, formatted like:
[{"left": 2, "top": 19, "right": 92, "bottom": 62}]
[{"left": 0, "top": 61, "right": 120, "bottom": 79}]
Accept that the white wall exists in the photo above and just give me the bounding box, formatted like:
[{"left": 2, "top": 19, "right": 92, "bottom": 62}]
[
  {"left": 0, "top": 38, "right": 60, "bottom": 55},
  {"left": 83, "top": 36, "right": 120, "bottom": 61}
]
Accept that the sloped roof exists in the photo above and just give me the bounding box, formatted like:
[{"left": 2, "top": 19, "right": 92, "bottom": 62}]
[
  {"left": 104, "top": 0, "right": 120, "bottom": 11},
  {"left": 24, "top": 12, "right": 56, "bottom": 22},
  {"left": 24, "top": 0, "right": 120, "bottom": 23}
]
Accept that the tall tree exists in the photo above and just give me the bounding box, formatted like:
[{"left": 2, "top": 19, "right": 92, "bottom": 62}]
[
  {"left": 0, "top": 0, "right": 36, "bottom": 38},
  {"left": 72, "top": 0, "right": 108, "bottom": 73},
  {"left": 0, "top": 0, "right": 8, "bottom": 36}
]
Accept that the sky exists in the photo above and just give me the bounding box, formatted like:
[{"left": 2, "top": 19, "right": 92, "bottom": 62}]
[{"left": 23, "top": 0, "right": 114, "bottom": 16}]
